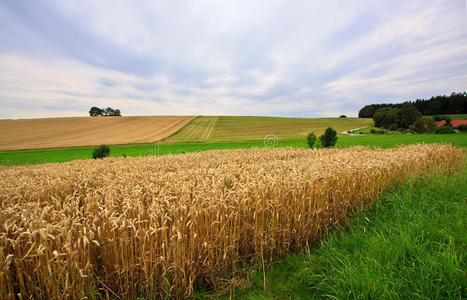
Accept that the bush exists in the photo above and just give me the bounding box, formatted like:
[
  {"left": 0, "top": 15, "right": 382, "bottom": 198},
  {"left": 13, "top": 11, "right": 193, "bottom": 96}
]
[
  {"left": 426, "top": 118, "right": 437, "bottom": 133},
  {"left": 455, "top": 124, "right": 467, "bottom": 132},
  {"left": 92, "top": 145, "right": 110, "bottom": 159},
  {"left": 443, "top": 116, "right": 451, "bottom": 126},
  {"left": 307, "top": 132, "right": 317, "bottom": 148},
  {"left": 412, "top": 118, "right": 426, "bottom": 133},
  {"left": 389, "top": 123, "right": 399, "bottom": 131},
  {"left": 339, "top": 115, "right": 347, "bottom": 118},
  {"left": 319, "top": 127, "right": 338, "bottom": 148},
  {"left": 433, "top": 115, "right": 443, "bottom": 121},
  {"left": 370, "top": 128, "right": 386, "bottom": 134},
  {"left": 435, "top": 126, "right": 455, "bottom": 134}
]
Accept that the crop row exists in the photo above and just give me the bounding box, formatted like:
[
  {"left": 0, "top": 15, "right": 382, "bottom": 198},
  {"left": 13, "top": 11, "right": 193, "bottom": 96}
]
[{"left": 0, "top": 144, "right": 463, "bottom": 298}]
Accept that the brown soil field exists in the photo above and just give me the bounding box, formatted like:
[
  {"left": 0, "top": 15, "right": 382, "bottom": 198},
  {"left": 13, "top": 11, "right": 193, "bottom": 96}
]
[{"left": 0, "top": 116, "right": 196, "bottom": 151}]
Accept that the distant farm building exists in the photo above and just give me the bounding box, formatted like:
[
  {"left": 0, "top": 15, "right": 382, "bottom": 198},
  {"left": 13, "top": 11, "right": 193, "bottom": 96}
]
[{"left": 436, "top": 120, "right": 467, "bottom": 127}]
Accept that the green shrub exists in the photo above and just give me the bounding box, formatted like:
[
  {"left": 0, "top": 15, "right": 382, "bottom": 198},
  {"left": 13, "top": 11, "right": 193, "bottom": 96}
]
[
  {"left": 433, "top": 115, "right": 443, "bottom": 121},
  {"left": 389, "top": 123, "right": 399, "bottom": 131},
  {"left": 456, "top": 124, "right": 467, "bottom": 132},
  {"left": 435, "top": 126, "right": 455, "bottom": 134},
  {"left": 306, "top": 132, "right": 317, "bottom": 148},
  {"left": 412, "top": 118, "right": 426, "bottom": 133},
  {"left": 339, "top": 115, "right": 347, "bottom": 118},
  {"left": 92, "top": 145, "right": 110, "bottom": 159},
  {"left": 370, "top": 128, "right": 386, "bottom": 134},
  {"left": 377, "top": 129, "right": 386, "bottom": 134},
  {"left": 319, "top": 127, "right": 338, "bottom": 148},
  {"left": 443, "top": 116, "right": 451, "bottom": 126},
  {"left": 426, "top": 119, "right": 437, "bottom": 133}
]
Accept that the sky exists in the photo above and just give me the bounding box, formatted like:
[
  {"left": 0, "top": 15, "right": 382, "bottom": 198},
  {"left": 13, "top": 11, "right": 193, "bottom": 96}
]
[{"left": 1, "top": 0, "right": 466, "bottom": 119}]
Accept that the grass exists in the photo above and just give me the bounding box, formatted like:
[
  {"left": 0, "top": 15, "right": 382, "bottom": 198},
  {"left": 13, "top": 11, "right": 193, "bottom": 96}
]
[
  {"left": 424, "top": 114, "right": 467, "bottom": 120},
  {"left": 204, "top": 159, "right": 467, "bottom": 299},
  {"left": 0, "top": 140, "right": 285, "bottom": 166},
  {"left": 349, "top": 126, "right": 398, "bottom": 134},
  {"left": 1, "top": 134, "right": 466, "bottom": 166},
  {"left": 164, "top": 116, "right": 373, "bottom": 143},
  {"left": 338, "top": 133, "right": 467, "bottom": 148}
]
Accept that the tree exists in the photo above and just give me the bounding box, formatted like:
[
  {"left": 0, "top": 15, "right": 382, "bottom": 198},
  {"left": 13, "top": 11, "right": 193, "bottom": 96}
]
[
  {"left": 358, "top": 103, "right": 400, "bottom": 118},
  {"left": 103, "top": 107, "right": 112, "bottom": 116},
  {"left": 426, "top": 118, "right": 437, "bottom": 133},
  {"left": 89, "top": 107, "right": 103, "bottom": 117},
  {"left": 397, "top": 103, "right": 422, "bottom": 129},
  {"left": 89, "top": 107, "right": 122, "bottom": 117},
  {"left": 339, "top": 115, "right": 347, "bottom": 118},
  {"left": 412, "top": 118, "right": 427, "bottom": 133},
  {"left": 92, "top": 145, "right": 110, "bottom": 159},
  {"left": 358, "top": 92, "right": 467, "bottom": 118},
  {"left": 319, "top": 127, "right": 338, "bottom": 148},
  {"left": 443, "top": 116, "right": 451, "bottom": 126},
  {"left": 307, "top": 132, "right": 317, "bottom": 148},
  {"left": 373, "top": 107, "right": 399, "bottom": 128}
]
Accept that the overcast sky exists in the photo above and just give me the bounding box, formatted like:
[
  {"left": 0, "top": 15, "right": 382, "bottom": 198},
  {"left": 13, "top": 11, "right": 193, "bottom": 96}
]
[{"left": 1, "top": 0, "right": 466, "bottom": 119}]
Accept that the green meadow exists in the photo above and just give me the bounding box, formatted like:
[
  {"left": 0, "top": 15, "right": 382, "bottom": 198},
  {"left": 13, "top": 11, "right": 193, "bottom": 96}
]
[{"left": 1, "top": 134, "right": 466, "bottom": 166}]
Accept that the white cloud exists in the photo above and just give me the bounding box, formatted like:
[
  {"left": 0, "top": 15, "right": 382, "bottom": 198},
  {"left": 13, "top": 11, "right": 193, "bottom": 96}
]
[{"left": 0, "top": 0, "right": 466, "bottom": 118}]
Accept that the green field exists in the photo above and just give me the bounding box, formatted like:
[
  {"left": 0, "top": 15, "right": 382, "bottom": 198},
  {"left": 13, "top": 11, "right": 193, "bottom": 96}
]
[
  {"left": 1, "top": 134, "right": 466, "bottom": 166},
  {"left": 164, "top": 116, "right": 373, "bottom": 143},
  {"left": 215, "top": 161, "right": 466, "bottom": 299},
  {"left": 2, "top": 116, "right": 466, "bottom": 299},
  {"left": 424, "top": 114, "right": 467, "bottom": 120}
]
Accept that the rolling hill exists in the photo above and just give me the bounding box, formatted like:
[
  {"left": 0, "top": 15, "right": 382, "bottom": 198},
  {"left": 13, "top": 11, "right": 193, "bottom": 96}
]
[
  {"left": 164, "top": 116, "right": 373, "bottom": 143},
  {"left": 0, "top": 116, "right": 195, "bottom": 150}
]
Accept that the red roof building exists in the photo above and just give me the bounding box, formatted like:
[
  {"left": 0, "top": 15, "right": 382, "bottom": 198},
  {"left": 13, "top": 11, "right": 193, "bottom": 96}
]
[{"left": 436, "top": 120, "right": 467, "bottom": 127}]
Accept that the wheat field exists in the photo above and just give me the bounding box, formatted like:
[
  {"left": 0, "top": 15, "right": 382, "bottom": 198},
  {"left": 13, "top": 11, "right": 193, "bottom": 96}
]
[
  {"left": 0, "top": 144, "right": 463, "bottom": 299},
  {"left": 0, "top": 116, "right": 195, "bottom": 151}
]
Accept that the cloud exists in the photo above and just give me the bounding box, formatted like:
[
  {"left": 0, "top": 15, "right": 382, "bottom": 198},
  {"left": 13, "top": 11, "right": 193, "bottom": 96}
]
[{"left": 0, "top": 0, "right": 466, "bottom": 119}]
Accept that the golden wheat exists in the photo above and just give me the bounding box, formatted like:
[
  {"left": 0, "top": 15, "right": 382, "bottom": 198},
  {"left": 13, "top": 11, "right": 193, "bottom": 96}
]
[{"left": 0, "top": 144, "right": 464, "bottom": 299}]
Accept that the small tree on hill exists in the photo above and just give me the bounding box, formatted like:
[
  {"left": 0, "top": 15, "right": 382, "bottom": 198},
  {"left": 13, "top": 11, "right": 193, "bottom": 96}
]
[
  {"left": 89, "top": 107, "right": 122, "bottom": 117},
  {"left": 89, "top": 107, "right": 103, "bottom": 117},
  {"left": 307, "top": 132, "right": 317, "bottom": 148},
  {"left": 319, "top": 127, "right": 338, "bottom": 148}
]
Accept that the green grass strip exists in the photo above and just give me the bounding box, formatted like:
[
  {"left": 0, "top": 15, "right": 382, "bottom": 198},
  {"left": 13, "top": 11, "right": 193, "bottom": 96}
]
[
  {"left": 1, "top": 134, "right": 466, "bottom": 166},
  {"left": 217, "top": 163, "right": 466, "bottom": 299}
]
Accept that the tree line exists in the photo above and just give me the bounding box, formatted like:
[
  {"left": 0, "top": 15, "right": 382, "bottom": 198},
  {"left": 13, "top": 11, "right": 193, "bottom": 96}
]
[
  {"left": 89, "top": 107, "right": 121, "bottom": 117},
  {"left": 358, "top": 92, "right": 467, "bottom": 118}
]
